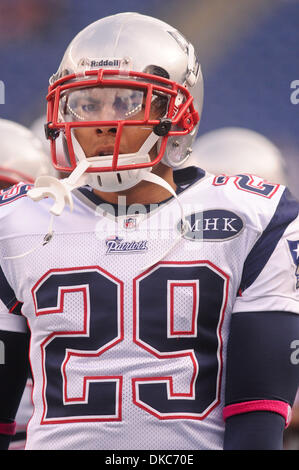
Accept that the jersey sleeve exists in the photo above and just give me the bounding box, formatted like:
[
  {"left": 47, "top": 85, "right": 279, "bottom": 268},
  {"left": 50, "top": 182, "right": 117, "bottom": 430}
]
[
  {"left": 233, "top": 189, "right": 299, "bottom": 314},
  {"left": 0, "top": 184, "right": 32, "bottom": 334},
  {"left": 0, "top": 267, "right": 27, "bottom": 333}
]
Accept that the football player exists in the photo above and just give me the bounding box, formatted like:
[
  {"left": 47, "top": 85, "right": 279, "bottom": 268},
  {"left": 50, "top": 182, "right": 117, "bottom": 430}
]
[{"left": 0, "top": 13, "right": 298, "bottom": 450}]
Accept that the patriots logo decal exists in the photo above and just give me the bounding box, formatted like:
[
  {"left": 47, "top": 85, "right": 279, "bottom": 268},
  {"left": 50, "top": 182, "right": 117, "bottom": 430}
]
[{"left": 287, "top": 240, "right": 299, "bottom": 289}]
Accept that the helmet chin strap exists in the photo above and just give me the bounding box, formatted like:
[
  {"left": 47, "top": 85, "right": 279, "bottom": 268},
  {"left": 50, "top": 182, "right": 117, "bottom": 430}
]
[
  {"left": 138, "top": 171, "right": 187, "bottom": 272},
  {"left": 141, "top": 171, "right": 186, "bottom": 229},
  {"left": 27, "top": 129, "right": 161, "bottom": 217},
  {"left": 81, "top": 131, "right": 160, "bottom": 192}
]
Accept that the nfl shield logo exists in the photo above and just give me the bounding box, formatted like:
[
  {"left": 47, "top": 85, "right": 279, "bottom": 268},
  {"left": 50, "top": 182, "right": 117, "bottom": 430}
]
[{"left": 124, "top": 217, "right": 137, "bottom": 229}]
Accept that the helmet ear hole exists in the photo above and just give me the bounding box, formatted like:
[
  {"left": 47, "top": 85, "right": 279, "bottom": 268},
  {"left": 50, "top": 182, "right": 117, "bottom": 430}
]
[
  {"left": 162, "top": 134, "right": 192, "bottom": 168},
  {"left": 143, "top": 65, "right": 169, "bottom": 80}
]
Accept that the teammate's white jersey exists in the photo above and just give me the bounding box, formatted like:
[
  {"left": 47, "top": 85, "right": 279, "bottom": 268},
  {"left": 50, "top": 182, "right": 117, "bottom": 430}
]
[
  {"left": 9, "top": 379, "right": 33, "bottom": 450},
  {"left": 0, "top": 168, "right": 298, "bottom": 450}
]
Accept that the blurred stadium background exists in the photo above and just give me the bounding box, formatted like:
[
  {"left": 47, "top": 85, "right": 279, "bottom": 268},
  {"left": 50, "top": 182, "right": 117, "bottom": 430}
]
[{"left": 0, "top": 0, "right": 298, "bottom": 197}]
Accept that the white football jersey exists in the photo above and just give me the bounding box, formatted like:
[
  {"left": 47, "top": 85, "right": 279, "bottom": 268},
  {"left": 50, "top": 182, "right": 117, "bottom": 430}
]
[{"left": 0, "top": 169, "right": 298, "bottom": 450}]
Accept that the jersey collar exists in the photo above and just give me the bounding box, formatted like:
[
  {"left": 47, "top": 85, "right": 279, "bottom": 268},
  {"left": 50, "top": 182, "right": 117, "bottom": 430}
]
[{"left": 74, "top": 166, "right": 205, "bottom": 215}]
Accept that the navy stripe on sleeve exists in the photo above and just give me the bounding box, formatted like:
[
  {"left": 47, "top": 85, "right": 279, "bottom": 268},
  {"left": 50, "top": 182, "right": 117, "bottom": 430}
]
[
  {"left": 239, "top": 188, "right": 299, "bottom": 294},
  {"left": 225, "top": 310, "right": 299, "bottom": 405},
  {"left": 0, "top": 265, "right": 18, "bottom": 310}
]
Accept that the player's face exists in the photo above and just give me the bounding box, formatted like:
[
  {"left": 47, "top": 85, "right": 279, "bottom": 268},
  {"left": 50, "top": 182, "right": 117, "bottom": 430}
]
[{"left": 63, "top": 86, "right": 168, "bottom": 161}]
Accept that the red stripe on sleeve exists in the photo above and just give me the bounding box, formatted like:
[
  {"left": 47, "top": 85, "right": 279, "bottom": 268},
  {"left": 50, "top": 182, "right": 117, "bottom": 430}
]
[
  {"left": 0, "top": 421, "right": 16, "bottom": 435},
  {"left": 223, "top": 400, "right": 292, "bottom": 428}
]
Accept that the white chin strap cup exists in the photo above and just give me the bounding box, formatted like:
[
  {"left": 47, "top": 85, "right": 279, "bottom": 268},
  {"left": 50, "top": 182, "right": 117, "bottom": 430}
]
[
  {"left": 28, "top": 176, "right": 74, "bottom": 216},
  {"left": 28, "top": 159, "right": 90, "bottom": 216}
]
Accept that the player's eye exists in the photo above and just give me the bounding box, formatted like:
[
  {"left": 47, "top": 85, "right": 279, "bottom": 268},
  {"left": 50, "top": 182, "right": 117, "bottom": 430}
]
[
  {"left": 80, "top": 102, "right": 99, "bottom": 114},
  {"left": 113, "top": 96, "right": 128, "bottom": 113}
]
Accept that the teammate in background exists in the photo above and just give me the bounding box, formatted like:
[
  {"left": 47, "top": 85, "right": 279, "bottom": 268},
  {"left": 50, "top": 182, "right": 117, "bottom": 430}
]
[
  {"left": 0, "top": 118, "right": 57, "bottom": 190},
  {"left": 0, "top": 13, "right": 298, "bottom": 450},
  {"left": 0, "top": 118, "right": 57, "bottom": 449},
  {"left": 191, "top": 127, "right": 288, "bottom": 185}
]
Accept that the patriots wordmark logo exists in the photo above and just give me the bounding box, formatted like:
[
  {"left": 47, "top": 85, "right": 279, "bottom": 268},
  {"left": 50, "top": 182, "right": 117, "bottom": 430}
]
[
  {"left": 105, "top": 236, "right": 148, "bottom": 254},
  {"left": 287, "top": 240, "right": 299, "bottom": 289}
]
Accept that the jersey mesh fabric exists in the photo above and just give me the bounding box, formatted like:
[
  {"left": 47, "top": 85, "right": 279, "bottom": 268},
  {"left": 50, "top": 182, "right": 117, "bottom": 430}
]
[{"left": 0, "top": 176, "right": 297, "bottom": 449}]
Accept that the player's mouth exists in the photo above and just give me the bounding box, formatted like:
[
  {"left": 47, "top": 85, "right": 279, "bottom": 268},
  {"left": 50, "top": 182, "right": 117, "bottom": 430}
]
[
  {"left": 98, "top": 150, "right": 114, "bottom": 156},
  {"left": 88, "top": 146, "right": 116, "bottom": 158}
]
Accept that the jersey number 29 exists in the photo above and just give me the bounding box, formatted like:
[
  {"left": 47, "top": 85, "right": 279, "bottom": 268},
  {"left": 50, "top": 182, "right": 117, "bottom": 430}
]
[{"left": 32, "top": 262, "right": 229, "bottom": 424}]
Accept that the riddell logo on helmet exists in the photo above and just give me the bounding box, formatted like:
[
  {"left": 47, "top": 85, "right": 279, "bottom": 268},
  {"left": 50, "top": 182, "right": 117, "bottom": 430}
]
[{"left": 88, "top": 58, "right": 122, "bottom": 68}]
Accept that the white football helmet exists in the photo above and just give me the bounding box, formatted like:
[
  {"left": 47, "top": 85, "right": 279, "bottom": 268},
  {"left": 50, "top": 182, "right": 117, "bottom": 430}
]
[
  {"left": 192, "top": 127, "right": 287, "bottom": 185},
  {"left": 0, "top": 118, "right": 57, "bottom": 190},
  {"left": 46, "top": 12, "right": 203, "bottom": 192}
]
